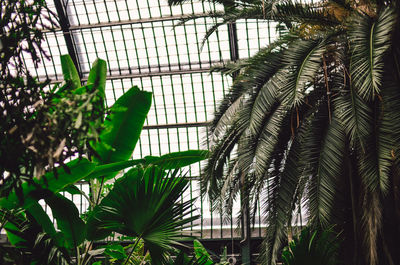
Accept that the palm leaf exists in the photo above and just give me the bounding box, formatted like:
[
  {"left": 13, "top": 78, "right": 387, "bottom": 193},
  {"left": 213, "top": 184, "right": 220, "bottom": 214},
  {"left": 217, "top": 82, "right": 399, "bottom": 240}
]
[
  {"left": 349, "top": 6, "right": 396, "bottom": 100},
  {"left": 261, "top": 100, "right": 325, "bottom": 265},
  {"left": 279, "top": 38, "right": 326, "bottom": 107},
  {"left": 86, "top": 166, "right": 198, "bottom": 264},
  {"left": 307, "top": 116, "right": 346, "bottom": 227},
  {"left": 375, "top": 70, "right": 400, "bottom": 194},
  {"left": 203, "top": 119, "right": 245, "bottom": 200},
  {"left": 248, "top": 51, "right": 283, "bottom": 134},
  {"left": 2, "top": 210, "right": 71, "bottom": 264}
]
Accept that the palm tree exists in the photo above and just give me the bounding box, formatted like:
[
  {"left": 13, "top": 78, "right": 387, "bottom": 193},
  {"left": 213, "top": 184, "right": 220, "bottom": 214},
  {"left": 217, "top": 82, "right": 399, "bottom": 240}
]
[{"left": 168, "top": 1, "right": 400, "bottom": 265}]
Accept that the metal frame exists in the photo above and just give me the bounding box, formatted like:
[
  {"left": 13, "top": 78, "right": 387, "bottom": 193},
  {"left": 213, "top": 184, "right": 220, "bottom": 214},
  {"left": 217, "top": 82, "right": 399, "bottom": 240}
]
[{"left": 53, "top": 0, "right": 82, "bottom": 77}]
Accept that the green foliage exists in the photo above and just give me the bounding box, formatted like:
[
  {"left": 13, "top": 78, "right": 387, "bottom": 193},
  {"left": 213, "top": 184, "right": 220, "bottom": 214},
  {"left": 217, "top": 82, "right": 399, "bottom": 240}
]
[
  {"left": 45, "top": 194, "right": 86, "bottom": 250},
  {"left": 0, "top": 158, "right": 95, "bottom": 210},
  {"left": 0, "top": 3, "right": 105, "bottom": 199},
  {"left": 193, "top": 240, "right": 231, "bottom": 265},
  {"left": 143, "top": 150, "right": 210, "bottom": 170},
  {"left": 193, "top": 240, "right": 213, "bottom": 265},
  {"left": 167, "top": 1, "right": 400, "bottom": 265},
  {"left": 100, "top": 240, "right": 152, "bottom": 265},
  {"left": 90, "top": 86, "right": 152, "bottom": 178},
  {"left": 281, "top": 227, "right": 341, "bottom": 265},
  {"left": 1, "top": 51, "right": 208, "bottom": 265},
  {"left": 0, "top": 209, "right": 70, "bottom": 265},
  {"left": 87, "top": 166, "right": 198, "bottom": 264},
  {"left": 0, "top": 0, "right": 56, "bottom": 198}
]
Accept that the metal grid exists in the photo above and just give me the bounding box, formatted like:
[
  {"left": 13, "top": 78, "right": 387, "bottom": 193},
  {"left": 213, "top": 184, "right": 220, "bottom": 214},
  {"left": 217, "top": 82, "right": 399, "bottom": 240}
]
[{"left": 30, "top": 0, "right": 277, "bottom": 240}]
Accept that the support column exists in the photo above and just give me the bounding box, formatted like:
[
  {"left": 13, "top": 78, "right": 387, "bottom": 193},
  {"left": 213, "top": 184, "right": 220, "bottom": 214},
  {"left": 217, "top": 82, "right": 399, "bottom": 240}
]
[
  {"left": 53, "top": 0, "right": 82, "bottom": 77},
  {"left": 225, "top": 4, "right": 252, "bottom": 262}
]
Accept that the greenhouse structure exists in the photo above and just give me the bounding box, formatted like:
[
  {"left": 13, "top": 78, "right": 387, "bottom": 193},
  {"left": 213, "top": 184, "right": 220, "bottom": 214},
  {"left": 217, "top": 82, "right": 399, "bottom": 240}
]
[{"left": 1, "top": 0, "right": 400, "bottom": 265}]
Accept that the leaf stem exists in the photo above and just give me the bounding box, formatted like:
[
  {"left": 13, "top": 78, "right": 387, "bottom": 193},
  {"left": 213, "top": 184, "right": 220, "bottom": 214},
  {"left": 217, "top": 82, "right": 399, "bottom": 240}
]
[
  {"left": 123, "top": 236, "right": 142, "bottom": 265},
  {"left": 95, "top": 176, "right": 105, "bottom": 206}
]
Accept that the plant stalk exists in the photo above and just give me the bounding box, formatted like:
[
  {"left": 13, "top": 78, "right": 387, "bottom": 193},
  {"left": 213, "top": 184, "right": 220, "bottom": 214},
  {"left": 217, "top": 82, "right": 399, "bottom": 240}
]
[{"left": 123, "top": 236, "right": 142, "bottom": 265}]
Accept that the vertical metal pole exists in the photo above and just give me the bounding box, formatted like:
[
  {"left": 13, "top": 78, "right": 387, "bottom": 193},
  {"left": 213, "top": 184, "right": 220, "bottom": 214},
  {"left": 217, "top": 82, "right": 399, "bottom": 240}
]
[
  {"left": 225, "top": 3, "right": 252, "bottom": 264},
  {"left": 240, "top": 172, "right": 252, "bottom": 265},
  {"left": 53, "top": 0, "right": 82, "bottom": 77}
]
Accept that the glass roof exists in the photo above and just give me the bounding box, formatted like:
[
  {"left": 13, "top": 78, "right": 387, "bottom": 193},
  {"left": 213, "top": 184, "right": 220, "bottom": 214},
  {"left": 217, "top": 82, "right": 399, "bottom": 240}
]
[{"left": 31, "top": 0, "right": 278, "bottom": 239}]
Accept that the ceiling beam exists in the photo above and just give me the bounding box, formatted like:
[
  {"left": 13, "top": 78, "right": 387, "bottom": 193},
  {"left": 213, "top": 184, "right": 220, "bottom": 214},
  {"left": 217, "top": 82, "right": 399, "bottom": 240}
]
[{"left": 53, "top": 0, "right": 82, "bottom": 77}]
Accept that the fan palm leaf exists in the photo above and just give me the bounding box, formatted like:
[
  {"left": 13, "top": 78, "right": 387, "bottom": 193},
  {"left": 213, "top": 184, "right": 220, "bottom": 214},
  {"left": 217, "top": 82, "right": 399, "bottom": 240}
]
[{"left": 86, "top": 165, "right": 198, "bottom": 264}]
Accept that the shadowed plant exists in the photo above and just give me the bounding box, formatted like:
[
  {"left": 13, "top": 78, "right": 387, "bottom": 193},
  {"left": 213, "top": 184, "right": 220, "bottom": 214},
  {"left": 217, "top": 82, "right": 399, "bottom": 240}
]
[{"left": 169, "top": 1, "right": 400, "bottom": 265}]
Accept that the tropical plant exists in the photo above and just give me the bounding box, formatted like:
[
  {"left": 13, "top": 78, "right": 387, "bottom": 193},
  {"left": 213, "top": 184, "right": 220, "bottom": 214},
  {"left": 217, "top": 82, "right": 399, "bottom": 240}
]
[
  {"left": 0, "top": 0, "right": 105, "bottom": 199},
  {"left": 0, "top": 54, "right": 208, "bottom": 264},
  {"left": 281, "top": 227, "right": 340, "bottom": 265},
  {"left": 168, "top": 1, "right": 400, "bottom": 265},
  {"left": 97, "top": 239, "right": 151, "bottom": 264},
  {"left": 86, "top": 166, "right": 199, "bottom": 265},
  {"left": 193, "top": 239, "right": 230, "bottom": 265}
]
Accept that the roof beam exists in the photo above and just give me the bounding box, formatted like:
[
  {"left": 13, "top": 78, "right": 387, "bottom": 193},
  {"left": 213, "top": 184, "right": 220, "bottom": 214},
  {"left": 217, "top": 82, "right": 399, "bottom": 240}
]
[
  {"left": 143, "top": 121, "right": 209, "bottom": 130},
  {"left": 41, "top": 13, "right": 211, "bottom": 32},
  {"left": 69, "top": 13, "right": 210, "bottom": 30},
  {"left": 53, "top": 0, "right": 82, "bottom": 77},
  {"left": 43, "top": 60, "right": 227, "bottom": 84}
]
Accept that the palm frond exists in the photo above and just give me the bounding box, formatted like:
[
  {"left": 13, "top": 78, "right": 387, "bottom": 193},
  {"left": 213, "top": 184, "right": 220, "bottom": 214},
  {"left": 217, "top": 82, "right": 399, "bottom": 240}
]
[
  {"left": 210, "top": 35, "right": 296, "bottom": 138},
  {"left": 307, "top": 116, "right": 346, "bottom": 228},
  {"left": 349, "top": 6, "right": 396, "bottom": 100},
  {"left": 203, "top": 115, "right": 246, "bottom": 201},
  {"left": 260, "top": 100, "right": 325, "bottom": 265},
  {"left": 2, "top": 210, "right": 70, "bottom": 265},
  {"left": 274, "top": 1, "right": 341, "bottom": 28},
  {"left": 248, "top": 51, "right": 284, "bottom": 134},
  {"left": 375, "top": 69, "right": 400, "bottom": 194},
  {"left": 168, "top": 0, "right": 246, "bottom": 6},
  {"left": 333, "top": 83, "right": 373, "bottom": 150},
  {"left": 209, "top": 74, "right": 248, "bottom": 136},
  {"left": 279, "top": 38, "right": 326, "bottom": 107},
  {"left": 241, "top": 105, "right": 289, "bottom": 184},
  {"left": 86, "top": 166, "right": 198, "bottom": 263}
]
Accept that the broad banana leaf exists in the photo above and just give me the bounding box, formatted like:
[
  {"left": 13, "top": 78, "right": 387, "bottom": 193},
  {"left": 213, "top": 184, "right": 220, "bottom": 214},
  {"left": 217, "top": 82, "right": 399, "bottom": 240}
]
[
  {"left": 144, "top": 150, "right": 209, "bottom": 169},
  {"left": 0, "top": 158, "right": 95, "bottom": 210},
  {"left": 61, "top": 54, "right": 81, "bottom": 89},
  {"left": 45, "top": 194, "right": 86, "bottom": 250},
  {"left": 91, "top": 86, "right": 152, "bottom": 180},
  {"left": 86, "top": 150, "right": 208, "bottom": 180}
]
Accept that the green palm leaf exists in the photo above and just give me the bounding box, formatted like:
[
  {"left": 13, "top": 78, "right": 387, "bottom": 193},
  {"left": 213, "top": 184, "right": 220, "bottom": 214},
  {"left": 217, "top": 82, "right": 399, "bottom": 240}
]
[
  {"left": 203, "top": 119, "right": 245, "bottom": 200},
  {"left": 375, "top": 68, "right": 400, "bottom": 194},
  {"left": 307, "top": 116, "right": 346, "bottom": 227},
  {"left": 86, "top": 166, "right": 198, "bottom": 264},
  {"left": 261, "top": 100, "right": 325, "bottom": 265},
  {"left": 349, "top": 7, "right": 396, "bottom": 100},
  {"left": 2, "top": 209, "right": 71, "bottom": 264},
  {"left": 248, "top": 51, "right": 283, "bottom": 135},
  {"left": 279, "top": 38, "right": 325, "bottom": 107}
]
